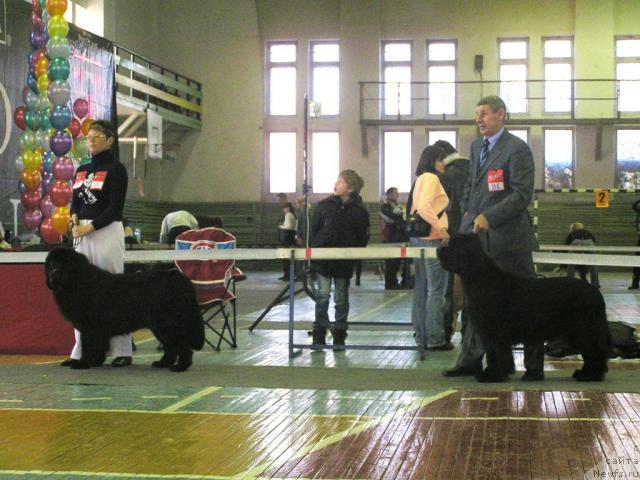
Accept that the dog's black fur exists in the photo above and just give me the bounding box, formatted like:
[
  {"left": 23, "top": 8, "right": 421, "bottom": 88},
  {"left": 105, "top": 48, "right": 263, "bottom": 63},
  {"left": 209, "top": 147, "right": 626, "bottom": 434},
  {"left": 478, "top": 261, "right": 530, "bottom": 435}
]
[
  {"left": 437, "top": 234, "right": 611, "bottom": 382},
  {"left": 45, "top": 247, "right": 205, "bottom": 372}
]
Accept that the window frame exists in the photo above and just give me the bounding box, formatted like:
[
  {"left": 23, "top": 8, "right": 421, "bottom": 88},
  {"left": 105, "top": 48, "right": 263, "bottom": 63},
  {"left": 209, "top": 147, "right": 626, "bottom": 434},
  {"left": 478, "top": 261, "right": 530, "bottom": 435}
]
[
  {"left": 498, "top": 37, "right": 529, "bottom": 114},
  {"left": 614, "top": 127, "right": 640, "bottom": 189},
  {"left": 381, "top": 40, "right": 413, "bottom": 117},
  {"left": 381, "top": 128, "right": 413, "bottom": 194},
  {"left": 543, "top": 127, "right": 575, "bottom": 189},
  {"left": 615, "top": 35, "right": 640, "bottom": 114},
  {"left": 309, "top": 40, "right": 340, "bottom": 117},
  {"left": 266, "top": 40, "right": 298, "bottom": 117},
  {"left": 426, "top": 39, "right": 458, "bottom": 117},
  {"left": 542, "top": 36, "right": 574, "bottom": 114}
]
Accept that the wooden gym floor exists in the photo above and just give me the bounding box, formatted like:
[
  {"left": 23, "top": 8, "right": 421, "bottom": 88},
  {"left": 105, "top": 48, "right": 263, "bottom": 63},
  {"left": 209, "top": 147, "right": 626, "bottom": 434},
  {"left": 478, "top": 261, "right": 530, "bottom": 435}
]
[{"left": 0, "top": 270, "right": 639, "bottom": 479}]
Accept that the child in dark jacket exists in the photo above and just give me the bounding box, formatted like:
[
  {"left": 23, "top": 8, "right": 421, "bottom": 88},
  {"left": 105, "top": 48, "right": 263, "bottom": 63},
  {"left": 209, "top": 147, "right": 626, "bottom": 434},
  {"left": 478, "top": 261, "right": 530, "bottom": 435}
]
[{"left": 310, "top": 169, "right": 370, "bottom": 350}]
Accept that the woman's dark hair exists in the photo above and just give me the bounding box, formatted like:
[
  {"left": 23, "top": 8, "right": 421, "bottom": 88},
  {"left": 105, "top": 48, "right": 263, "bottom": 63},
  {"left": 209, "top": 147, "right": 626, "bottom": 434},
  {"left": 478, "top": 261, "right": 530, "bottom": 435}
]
[
  {"left": 415, "top": 145, "right": 446, "bottom": 176},
  {"left": 89, "top": 120, "right": 116, "bottom": 139},
  {"left": 284, "top": 202, "right": 297, "bottom": 218}
]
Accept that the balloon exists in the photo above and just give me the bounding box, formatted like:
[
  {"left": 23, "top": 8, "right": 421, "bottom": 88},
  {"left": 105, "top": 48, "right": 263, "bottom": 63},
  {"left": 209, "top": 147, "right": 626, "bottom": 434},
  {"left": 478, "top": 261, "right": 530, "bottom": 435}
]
[
  {"left": 15, "top": 154, "right": 24, "bottom": 171},
  {"left": 32, "top": 0, "right": 42, "bottom": 16},
  {"left": 40, "top": 218, "right": 63, "bottom": 244},
  {"left": 47, "top": 79, "right": 70, "bottom": 105},
  {"left": 27, "top": 73, "right": 38, "bottom": 94},
  {"left": 73, "top": 137, "right": 89, "bottom": 158},
  {"left": 18, "top": 180, "right": 27, "bottom": 194},
  {"left": 24, "top": 90, "right": 39, "bottom": 110},
  {"left": 42, "top": 150, "right": 55, "bottom": 173},
  {"left": 47, "top": 15, "right": 68, "bottom": 38},
  {"left": 36, "top": 129, "right": 51, "bottom": 151},
  {"left": 21, "top": 189, "right": 42, "bottom": 209},
  {"left": 49, "top": 104, "right": 72, "bottom": 130},
  {"left": 72, "top": 98, "right": 89, "bottom": 120},
  {"left": 24, "top": 109, "right": 39, "bottom": 130},
  {"left": 52, "top": 156, "right": 75, "bottom": 180},
  {"left": 31, "top": 11, "right": 45, "bottom": 32},
  {"left": 48, "top": 57, "right": 70, "bottom": 82},
  {"left": 81, "top": 118, "right": 93, "bottom": 136},
  {"left": 39, "top": 107, "right": 53, "bottom": 130},
  {"left": 68, "top": 118, "right": 81, "bottom": 138},
  {"left": 50, "top": 129, "right": 72, "bottom": 156},
  {"left": 29, "top": 31, "right": 45, "bottom": 50},
  {"left": 40, "top": 194, "right": 55, "bottom": 218},
  {"left": 41, "top": 172, "right": 52, "bottom": 194},
  {"left": 37, "top": 74, "right": 50, "bottom": 94},
  {"left": 22, "top": 208, "right": 43, "bottom": 232},
  {"left": 51, "top": 206, "right": 70, "bottom": 234},
  {"left": 37, "top": 91, "right": 52, "bottom": 112},
  {"left": 21, "top": 169, "right": 41, "bottom": 190},
  {"left": 80, "top": 155, "right": 91, "bottom": 166},
  {"left": 47, "top": 35, "right": 70, "bottom": 59},
  {"left": 22, "top": 150, "right": 38, "bottom": 171},
  {"left": 46, "top": 0, "right": 67, "bottom": 16},
  {"left": 14, "top": 106, "right": 27, "bottom": 130},
  {"left": 49, "top": 179, "right": 72, "bottom": 206},
  {"left": 18, "top": 130, "right": 36, "bottom": 150},
  {"left": 34, "top": 57, "right": 49, "bottom": 79}
]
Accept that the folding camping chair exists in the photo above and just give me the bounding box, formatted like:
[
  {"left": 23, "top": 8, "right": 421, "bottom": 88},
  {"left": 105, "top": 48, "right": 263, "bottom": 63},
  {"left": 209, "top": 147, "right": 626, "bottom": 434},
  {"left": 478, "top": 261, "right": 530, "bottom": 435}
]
[{"left": 174, "top": 227, "right": 245, "bottom": 351}]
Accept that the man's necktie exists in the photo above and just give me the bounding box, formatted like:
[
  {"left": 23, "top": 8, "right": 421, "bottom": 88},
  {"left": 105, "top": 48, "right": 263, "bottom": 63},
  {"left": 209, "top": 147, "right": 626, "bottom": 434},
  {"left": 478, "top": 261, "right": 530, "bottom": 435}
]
[{"left": 479, "top": 138, "right": 490, "bottom": 167}]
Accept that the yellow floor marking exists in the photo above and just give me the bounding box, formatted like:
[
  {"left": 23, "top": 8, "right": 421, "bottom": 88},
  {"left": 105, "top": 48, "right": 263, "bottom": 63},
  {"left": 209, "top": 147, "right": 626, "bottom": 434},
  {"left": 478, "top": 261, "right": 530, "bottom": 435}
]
[
  {"left": 141, "top": 395, "right": 179, "bottom": 399},
  {"left": 71, "top": 397, "right": 112, "bottom": 401},
  {"left": 0, "top": 469, "right": 235, "bottom": 479},
  {"left": 0, "top": 399, "right": 22, "bottom": 403},
  {"left": 161, "top": 386, "right": 221, "bottom": 413},
  {"left": 349, "top": 292, "right": 408, "bottom": 322},
  {"left": 460, "top": 397, "right": 499, "bottom": 401},
  {"left": 412, "top": 415, "right": 631, "bottom": 422},
  {"left": 236, "top": 389, "right": 458, "bottom": 480}
]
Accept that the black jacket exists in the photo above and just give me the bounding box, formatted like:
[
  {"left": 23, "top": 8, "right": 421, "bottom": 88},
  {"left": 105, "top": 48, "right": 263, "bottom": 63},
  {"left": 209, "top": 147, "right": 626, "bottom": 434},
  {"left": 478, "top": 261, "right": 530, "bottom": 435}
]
[
  {"left": 565, "top": 228, "right": 596, "bottom": 245},
  {"left": 379, "top": 201, "right": 406, "bottom": 242},
  {"left": 310, "top": 194, "right": 370, "bottom": 278},
  {"left": 441, "top": 154, "right": 470, "bottom": 234}
]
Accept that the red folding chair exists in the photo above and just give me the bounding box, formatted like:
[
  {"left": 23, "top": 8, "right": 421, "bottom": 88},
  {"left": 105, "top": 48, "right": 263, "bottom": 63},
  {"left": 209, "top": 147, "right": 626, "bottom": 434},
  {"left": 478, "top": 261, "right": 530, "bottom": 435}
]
[{"left": 174, "top": 227, "right": 245, "bottom": 351}]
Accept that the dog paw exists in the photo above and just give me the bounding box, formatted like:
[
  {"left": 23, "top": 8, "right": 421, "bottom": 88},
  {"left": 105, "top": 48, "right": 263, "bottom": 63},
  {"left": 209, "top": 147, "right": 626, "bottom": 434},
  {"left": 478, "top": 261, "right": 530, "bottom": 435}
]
[
  {"left": 573, "top": 369, "right": 605, "bottom": 381},
  {"left": 151, "top": 360, "right": 171, "bottom": 368},
  {"left": 70, "top": 361, "right": 90, "bottom": 369},
  {"left": 170, "top": 363, "right": 191, "bottom": 372}
]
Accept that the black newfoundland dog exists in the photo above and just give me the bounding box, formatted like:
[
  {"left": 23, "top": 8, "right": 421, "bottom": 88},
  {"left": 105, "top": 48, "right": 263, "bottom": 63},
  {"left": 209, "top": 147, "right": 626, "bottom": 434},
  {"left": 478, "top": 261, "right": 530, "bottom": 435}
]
[
  {"left": 45, "top": 247, "right": 205, "bottom": 372},
  {"left": 437, "top": 234, "right": 611, "bottom": 382}
]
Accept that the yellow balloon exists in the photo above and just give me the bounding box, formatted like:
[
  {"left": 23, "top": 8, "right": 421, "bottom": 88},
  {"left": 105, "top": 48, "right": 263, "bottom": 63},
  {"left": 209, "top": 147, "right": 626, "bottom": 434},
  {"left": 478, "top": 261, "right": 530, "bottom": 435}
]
[
  {"left": 51, "top": 206, "right": 71, "bottom": 235},
  {"left": 48, "top": 15, "right": 69, "bottom": 38},
  {"left": 37, "top": 74, "right": 49, "bottom": 94}
]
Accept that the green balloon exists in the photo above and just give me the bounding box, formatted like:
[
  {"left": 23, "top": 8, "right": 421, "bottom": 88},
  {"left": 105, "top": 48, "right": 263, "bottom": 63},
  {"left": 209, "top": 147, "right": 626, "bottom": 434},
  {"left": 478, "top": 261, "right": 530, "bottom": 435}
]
[
  {"left": 19, "top": 130, "right": 36, "bottom": 150},
  {"left": 39, "top": 108, "right": 53, "bottom": 130},
  {"left": 48, "top": 57, "right": 70, "bottom": 82},
  {"left": 24, "top": 110, "right": 39, "bottom": 131}
]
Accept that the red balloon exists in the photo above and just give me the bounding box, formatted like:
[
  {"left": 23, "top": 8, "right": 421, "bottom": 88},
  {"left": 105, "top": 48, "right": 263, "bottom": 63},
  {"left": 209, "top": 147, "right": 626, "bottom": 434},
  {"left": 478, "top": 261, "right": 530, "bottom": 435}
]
[
  {"left": 40, "top": 218, "right": 63, "bottom": 244},
  {"left": 20, "top": 189, "right": 42, "bottom": 209},
  {"left": 21, "top": 169, "right": 41, "bottom": 191},
  {"left": 14, "top": 106, "right": 27, "bottom": 130},
  {"left": 32, "top": 48, "right": 47, "bottom": 69},
  {"left": 68, "top": 118, "right": 81, "bottom": 139},
  {"left": 32, "top": 0, "right": 42, "bottom": 16},
  {"left": 73, "top": 98, "right": 89, "bottom": 120},
  {"left": 49, "top": 179, "right": 72, "bottom": 207}
]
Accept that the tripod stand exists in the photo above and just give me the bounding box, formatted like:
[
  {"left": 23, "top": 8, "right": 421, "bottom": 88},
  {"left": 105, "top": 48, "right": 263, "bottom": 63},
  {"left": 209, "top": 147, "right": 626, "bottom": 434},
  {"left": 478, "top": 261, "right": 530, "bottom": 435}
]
[{"left": 248, "top": 95, "right": 316, "bottom": 332}]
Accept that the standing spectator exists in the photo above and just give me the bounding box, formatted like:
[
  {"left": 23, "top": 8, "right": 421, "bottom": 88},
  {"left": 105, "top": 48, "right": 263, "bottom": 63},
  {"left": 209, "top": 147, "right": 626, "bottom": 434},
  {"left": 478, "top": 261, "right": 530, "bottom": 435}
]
[
  {"left": 434, "top": 139, "right": 470, "bottom": 343},
  {"left": 63, "top": 120, "right": 133, "bottom": 368},
  {"left": 565, "top": 222, "right": 600, "bottom": 288},
  {"left": 278, "top": 202, "right": 298, "bottom": 281},
  {"left": 409, "top": 145, "right": 451, "bottom": 351},
  {"left": 630, "top": 199, "right": 640, "bottom": 290},
  {"left": 443, "top": 95, "right": 540, "bottom": 381},
  {"left": 159, "top": 210, "right": 198, "bottom": 245},
  {"left": 379, "top": 187, "right": 407, "bottom": 289},
  {"left": 310, "top": 170, "right": 370, "bottom": 351}
]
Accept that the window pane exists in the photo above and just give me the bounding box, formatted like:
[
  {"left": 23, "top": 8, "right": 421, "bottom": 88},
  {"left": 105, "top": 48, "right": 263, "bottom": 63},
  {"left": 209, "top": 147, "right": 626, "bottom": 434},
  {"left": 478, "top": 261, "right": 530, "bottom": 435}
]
[
  {"left": 544, "top": 39, "right": 572, "bottom": 58},
  {"left": 428, "top": 130, "right": 457, "bottom": 149},
  {"left": 270, "top": 67, "right": 296, "bottom": 115},
  {"left": 617, "top": 39, "right": 640, "bottom": 58},
  {"left": 428, "top": 42, "right": 455, "bottom": 61},
  {"left": 545, "top": 63, "right": 572, "bottom": 112},
  {"left": 500, "top": 64, "right": 527, "bottom": 113},
  {"left": 312, "top": 132, "right": 340, "bottom": 194},
  {"left": 384, "top": 66, "right": 411, "bottom": 115},
  {"left": 384, "top": 132, "right": 412, "bottom": 192},
  {"left": 510, "top": 129, "right": 528, "bottom": 144},
  {"left": 544, "top": 129, "right": 573, "bottom": 188},
  {"left": 428, "top": 66, "right": 455, "bottom": 114},
  {"left": 270, "top": 44, "right": 296, "bottom": 62},
  {"left": 617, "top": 63, "right": 640, "bottom": 111},
  {"left": 384, "top": 42, "right": 411, "bottom": 61},
  {"left": 312, "top": 66, "right": 339, "bottom": 115},
  {"left": 499, "top": 41, "right": 527, "bottom": 59},
  {"left": 269, "top": 132, "right": 296, "bottom": 193},
  {"left": 313, "top": 43, "right": 339, "bottom": 62},
  {"left": 617, "top": 130, "right": 640, "bottom": 189}
]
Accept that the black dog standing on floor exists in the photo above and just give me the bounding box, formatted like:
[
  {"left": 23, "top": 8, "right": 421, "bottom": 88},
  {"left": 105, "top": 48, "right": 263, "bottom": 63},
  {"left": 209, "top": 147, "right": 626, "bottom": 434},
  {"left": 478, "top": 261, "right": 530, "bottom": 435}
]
[
  {"left": 45, "top": 247, "right": 205, "bottom": 372},
  {"left": 436, "top": 234, "right": 611, "bottom": 382}
]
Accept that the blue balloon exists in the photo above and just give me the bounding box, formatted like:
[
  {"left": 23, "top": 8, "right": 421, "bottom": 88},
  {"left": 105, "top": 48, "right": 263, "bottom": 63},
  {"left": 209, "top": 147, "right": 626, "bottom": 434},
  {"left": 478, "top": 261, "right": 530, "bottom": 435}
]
[
  {"left": 49, "top": 104, "right": 72, "bottom": 130},
  {"left": 42, "top": 151, "right": 55, "bottom": 173},
  {"left": 28, "top": 73, "right": 38, "bottom": 94},
  {"left": 18, "top": 180, "right": 27, "bottom": 194}
]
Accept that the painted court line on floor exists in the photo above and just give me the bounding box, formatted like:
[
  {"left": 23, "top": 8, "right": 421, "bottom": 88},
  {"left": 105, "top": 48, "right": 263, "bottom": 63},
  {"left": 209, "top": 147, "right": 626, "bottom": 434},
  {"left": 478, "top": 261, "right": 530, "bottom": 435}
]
[{"left": 161, "top": 386, "right": 221, "bottom": 413}]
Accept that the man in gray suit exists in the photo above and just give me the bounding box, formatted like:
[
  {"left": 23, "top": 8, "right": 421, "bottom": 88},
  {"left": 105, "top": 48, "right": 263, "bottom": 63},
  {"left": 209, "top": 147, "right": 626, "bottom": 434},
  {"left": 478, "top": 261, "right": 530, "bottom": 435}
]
[{"left": 442, "top": 95, "right": 542, "bottom": 381}]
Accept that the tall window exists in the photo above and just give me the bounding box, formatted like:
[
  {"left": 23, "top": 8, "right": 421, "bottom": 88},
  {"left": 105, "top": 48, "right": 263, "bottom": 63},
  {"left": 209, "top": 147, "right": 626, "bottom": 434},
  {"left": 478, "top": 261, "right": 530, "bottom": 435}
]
[
  {"left": 499, "top": 38, "right": 528, "bottom": 113},
  {"left": 427, "top": 130, "right": 457, "bottom": 149},
  {"left": 310, "top": 42, "right": 339, "bottom": 116},
  {"left": 616, "top": 129, "right": 640, "bottom": 188},
  {"left": 544, "top": 128, "right": 574, "bottom": 188},
  {"left": 267, "top": 42, "right": 297, "bottom": 116},
  {"left": 269, "top": 132, "right": 296, "bottom": 193},
  {"left": 616, "top": 37, "right": 640, "bottom": 112},
  {"left": 383, "top": 131, "right": 412, "bottom": 192},
  {"left": 543, "top": 37, "right": 573, "bottom": 113},
  {"left": 510, "top": 129, "right": 529, "bottom": 144},
  {"left": 427, "top": 40, "right": 456, "bottom": 115},
  {"left": 382, "top": 41, "right": 412, "bottom": 116},
  {"left": 312, "top": 132, "right": 340, "bottom": 193}
]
